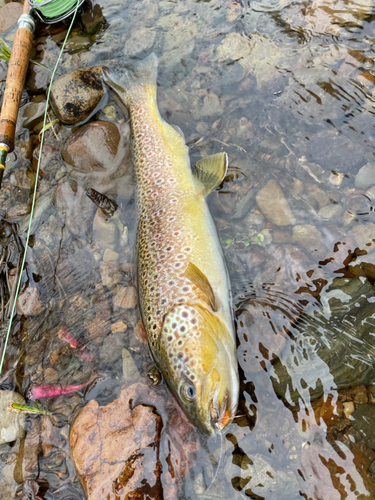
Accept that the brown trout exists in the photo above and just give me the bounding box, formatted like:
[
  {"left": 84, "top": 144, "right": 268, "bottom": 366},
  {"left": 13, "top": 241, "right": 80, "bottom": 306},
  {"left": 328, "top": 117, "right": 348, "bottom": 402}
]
[{"left": 104, "top": 54, "right": 239, "bottom": 435}]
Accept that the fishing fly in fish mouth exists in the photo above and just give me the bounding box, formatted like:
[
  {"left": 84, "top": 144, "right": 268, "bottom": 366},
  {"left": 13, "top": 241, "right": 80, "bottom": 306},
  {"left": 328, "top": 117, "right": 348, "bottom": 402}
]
[{"left": 103, "top": 53, "right": 239, "bottom": 435}]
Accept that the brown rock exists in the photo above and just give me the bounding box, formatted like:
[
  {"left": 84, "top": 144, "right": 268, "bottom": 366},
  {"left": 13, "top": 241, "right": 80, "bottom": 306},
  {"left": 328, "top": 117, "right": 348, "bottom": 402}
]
[
  {"left": 62, "top": 121, "right": 120, "bottom": 172},
  {"left": 5, "top": 203, "right": 30, "bottom": 220},
  {"left": 256, "top": 179, "right": 296, "bottom": 226},
  {"left": 81, "top": 0, "right": 105, "bottom": 34},
  {"left": 111, "top": 320, "right": 127, "bottom": 334},
  {"left": 17, "top": 287, "right": 44, "bottom": 316},
  {"left": 70, "top": 379, "right": 198, "bottom": 500},
  {"left": 50, "top": 67, "right": 104, "bottom": 124},
  {"left": 113, "top": 285, "right": 138, "bottom": 310},
  {"left": 0, "top": 2, "right": 22, "bottom": 33},
  {"left": 100, "top": 261, "right": 122, "bottom": 288}
]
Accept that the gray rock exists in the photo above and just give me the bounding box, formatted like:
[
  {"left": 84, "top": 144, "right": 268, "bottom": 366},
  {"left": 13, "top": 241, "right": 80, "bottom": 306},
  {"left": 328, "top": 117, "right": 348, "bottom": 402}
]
[
  {"left": 292, "top": 224, "right": 325, "bottom": 258},
  {"left": 318, "top": 203, "right": 343, "bottom": 220},
  {"left": 355, "top": 162, "right": 375, "bottom": 189},
  {"left": 19, "top": 101, "right": 46, "bottom": 130},
  {"left": 93, "top": 209, "right": 120, "bottom": 251},
  {"left": 272, "top": 277, "right": 375, "bottom": 403},
  {"left": 352, "top": 404, "right": 375, "bottom": 448},
  {"left": 50, "top": 67, "right": 104, "bottom": 125},
  {"left": 348, "top": 222, "right": 375, "bottom": 253},
  {"left": 100, "top": 333, "right": 127, "bottom": 363},
  {"left": 124, "top": 28, "right": 156, "bottom": 56},
  {"left": 225, "top": 453, "right": 300, "bottom": 498},
  {"left": 113, "top": 286, "right": 138, "bottom": 310},
  {"left": 100, "top": 261, "right": 122, "bottom": 288},
  {"left": 200, "top": 93, "right": 224, "bottom": 118},
  {"left": 0, "top": 2, "right": 22, "bottom": 33},
  {"left": 64, "top": 35, "right": 91, "bottom": 54},
  {"left": 0, "top": 391, "right": 26, "bottom": 444},
  {"left": 256, "top": 179, "right": 296, "bottom": 226},
  {"left": 54, "top": 180, "right": 96, "bottom": 237},
  {"left": 122, "top": 348, "right": 140, "bottom": 383}
]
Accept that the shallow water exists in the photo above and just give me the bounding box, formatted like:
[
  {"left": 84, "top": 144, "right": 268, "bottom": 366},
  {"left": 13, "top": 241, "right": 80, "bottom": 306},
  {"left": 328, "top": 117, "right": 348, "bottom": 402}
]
[{"left": 1, "top": 0, "right": 375, "bottom": 498}]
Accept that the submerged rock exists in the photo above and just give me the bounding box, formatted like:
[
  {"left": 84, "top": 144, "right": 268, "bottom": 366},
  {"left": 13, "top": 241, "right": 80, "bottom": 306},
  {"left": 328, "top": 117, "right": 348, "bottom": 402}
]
[
  {"left": 70, "top": 379, "right": 198, "bottom": 500},
  {"left": 17, "top": 287, "right": 44, "bottom": 316},
  {"left": 355, "top": 162, "right": 375, "bottom": 190},
  {"left": 352, "top": 404, "right": 375, "bottom": 449},
  {"left": 50, "top": 67, "right": 104, "bottom": 125},
  {"left": 271, "top": 277, "right": 375, "bottom": 404},
  {"left": 0, "top": 2, "right": 23, "bottom": 33},
  {"left": 292, "top": 224, "right": 325, "bottom": 258},
  {"left": 0, "top": 391, "right": 26, "bottom": 444},
  {"left": 122, "top": 348, "right": 140, "bottom": 383},
  {"left": 256, "top": 179, "right": 295, "bottom": 226},
  {"left": 54, "top": 180, "right": 96, "bottom": 237}
]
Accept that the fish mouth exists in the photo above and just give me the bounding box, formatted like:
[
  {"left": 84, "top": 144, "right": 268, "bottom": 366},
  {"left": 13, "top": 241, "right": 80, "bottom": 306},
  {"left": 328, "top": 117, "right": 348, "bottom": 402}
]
[{"left": 210, "top": 392, "right": 232, "bottom": 433}]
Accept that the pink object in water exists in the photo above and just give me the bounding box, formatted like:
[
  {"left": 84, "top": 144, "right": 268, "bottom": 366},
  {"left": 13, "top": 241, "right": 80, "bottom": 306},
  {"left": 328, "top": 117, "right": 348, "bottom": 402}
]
[
  {"left": 58, "top": 327, "right": 94, "bottom": 362},
  {"left": 29, "top": 377, "right": 96, "bottom": 400}
]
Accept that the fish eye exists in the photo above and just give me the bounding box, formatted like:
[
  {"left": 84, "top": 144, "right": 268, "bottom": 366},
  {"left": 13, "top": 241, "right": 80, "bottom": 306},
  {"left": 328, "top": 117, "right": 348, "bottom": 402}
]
[{"left": 181, "top": 382, "right": 196, "bottom": 402}]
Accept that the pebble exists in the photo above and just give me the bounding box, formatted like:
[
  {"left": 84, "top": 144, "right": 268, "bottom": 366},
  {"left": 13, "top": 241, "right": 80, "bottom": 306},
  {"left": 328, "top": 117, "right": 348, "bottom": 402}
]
[
  {"left": 64, "top": 35, "right": 91, "bottom": 53},
  {"left": 19, "top": 101, "right": 46, "bottom": 130},
  {"left": 111, "top": 320, "right": 127, "bottom": 334},
  {"left": 318, "top": 202, "right": 343, "bottom": 220},
  {"left": 5, "top": 203, "right": 30, "bottom": 220},
  {"left": 349, "top": 222, "right": 375, "bottom": 253},
  {"left": 93, "top": 209, "right": 120, "bottom": 251},
  {"left": 99, "top": 333, "right": 127, "bottom": 363},
  {"left": 124, "top": 27, "right": 156, "bottom": 56},
  {"left": 343, "top": 401, "right": 355, "bottom": 419},
  {"left": 100, "top": 261, "right": 122, "bottom": 288},
  {"left": 113, "top": 285, "right": 138, "bottom": 310},
  {"left": 17, "top": 287, "right": 44, "bottom": 316},
  {"left": 0, "top": 391, "right": 26, "bottom": 445},
  {"left": 81, "top": 0, "right": 104, "bottom": 34},
  {"left": 122, "top": 348, "right": 140, "bottom": 383},
  {"left": 256, "top": 179, "right": 296, "bottom": 226},
  {"left": 355, "top": 162, "right": 375, "bottom": 189},
  {"left": 292, "top": 224, "right": 325, "bottom": 258},
  {"left": 103, "top": 248, "right": 119, "bottom": 262},
  {"left": 0, "top": 2, "right": 22, "bottom": 33}
]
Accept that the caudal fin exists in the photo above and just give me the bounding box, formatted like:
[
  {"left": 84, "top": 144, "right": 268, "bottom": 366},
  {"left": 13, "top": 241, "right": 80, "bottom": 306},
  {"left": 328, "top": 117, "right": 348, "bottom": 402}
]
[{"left": 103, "top": 53, "right": 158, "bottom": 107}]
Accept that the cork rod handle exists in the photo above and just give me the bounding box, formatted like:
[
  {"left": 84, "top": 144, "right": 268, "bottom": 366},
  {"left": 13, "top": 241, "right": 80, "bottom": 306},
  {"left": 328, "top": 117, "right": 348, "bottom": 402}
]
[{"left": 0, "top": 1, "right": 34, "bottom": 152}]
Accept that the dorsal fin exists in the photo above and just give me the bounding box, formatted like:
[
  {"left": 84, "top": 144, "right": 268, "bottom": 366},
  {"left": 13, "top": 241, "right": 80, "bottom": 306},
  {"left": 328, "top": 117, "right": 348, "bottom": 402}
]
[
  {"left": 192, "top": 152, "right": 228, "bottom": 197},
  {"left": 184, "top": 262, "right": 218, "bottom": 311}
]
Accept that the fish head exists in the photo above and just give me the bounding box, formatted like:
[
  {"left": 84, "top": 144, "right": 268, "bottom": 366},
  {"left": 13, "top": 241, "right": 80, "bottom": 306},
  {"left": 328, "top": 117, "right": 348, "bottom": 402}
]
[{"left": 157, "top": 303, "right": 239, "bottom": 435}]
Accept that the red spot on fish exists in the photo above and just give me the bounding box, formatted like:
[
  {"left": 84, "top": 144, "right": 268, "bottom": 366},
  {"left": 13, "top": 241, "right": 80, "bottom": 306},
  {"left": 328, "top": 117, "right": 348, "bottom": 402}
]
[
  {"left": 169, "top": 178, "right": 175, "bottom": 183},
  {"left": 143, "top": 125, "right": 147, "bottom": 129},
  {"left": 153, "top": 193, "right": 158, "bottom": 197},
  {"left": 139, "top": 108, "right": 144, "bottom": 114},
  {"left": 157, "top": 266, "right": 161, "bottom": 271},
  {"left": 148, "top": 152, "right": 153, "bottom": 157}
]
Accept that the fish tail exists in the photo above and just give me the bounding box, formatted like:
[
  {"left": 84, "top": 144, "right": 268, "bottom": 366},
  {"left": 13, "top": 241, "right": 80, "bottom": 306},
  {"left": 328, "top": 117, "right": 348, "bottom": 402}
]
[{"left": 103, "top": 53, "right": 158, "bottom": 107}]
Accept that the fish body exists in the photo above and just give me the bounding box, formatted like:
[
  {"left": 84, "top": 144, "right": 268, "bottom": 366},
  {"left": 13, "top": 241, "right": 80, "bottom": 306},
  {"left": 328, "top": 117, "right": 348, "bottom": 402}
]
[{"left": 104, "top": 54, "right": 239, "bottom": 435}]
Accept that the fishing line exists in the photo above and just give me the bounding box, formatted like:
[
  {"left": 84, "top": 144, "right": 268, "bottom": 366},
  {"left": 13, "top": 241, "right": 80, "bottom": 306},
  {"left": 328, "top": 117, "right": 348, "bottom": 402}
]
[{"left": 0, "top": 1, "right": 81, "bottom": 376}]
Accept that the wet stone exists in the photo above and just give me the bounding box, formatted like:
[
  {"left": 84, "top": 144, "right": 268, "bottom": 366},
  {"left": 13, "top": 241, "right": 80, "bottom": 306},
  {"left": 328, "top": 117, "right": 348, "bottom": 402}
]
[
  {"left": 0, "top": 391, "right": 26, "bottom": 445},
  {"left": 256, "top": 179, "right": 296, "bottom": 226},
  {"left": 93, "top": 209, "right": 119, "bottom": 251},
  {"left": 19, "top": 101, "right": 46, "bottom": 130},
  {"left": 50, "top": 67, "right": 104, "bottom": 125},
  {"left": 292, "top": 224, "right": 325, "bottom": 258},
  {"left": 111, "top": 319, "right": 127, "bottom": 334},
  {"left": 100, "top": 333, "right": 127, "bottom": 363},
  {"left": 17, "top": 287, "right": 44, "bottom": 316},
  {"left": 349, "top": 223, "right": 375, "bottom": 253},
  {"left": 0, "top": 2, "right": 22, "bottom": 33},
  {"left": 103, "top": 248, "right": 119, "bottom": 262},
  {"left": 62, "top": 120, "right": 121, "bottom": 172},
  {"left": 352, "top": 404, "right": 375, "bottom": 448},
  {"left": 355, "top": 162, "right": 375, "bottom": 190},
  {"left": 124, "top": 27, "right": 156, "bottom": 56},
  {"left": 81, "top": 0, "right": 104, "bottom": 34},
  {"left": 100, "top": 261, "right": 122, "bottom": 288},
  {"left": 318, "top": 202, "right": 343, "bottom": 220},
  {"left": 54, "top": 180, "right": 96, "bottom": 237},
  {"left": 5, "top": 203, "right": 30, "bottom": 220},
  {"left": 122, "top": 348, "right": 140, "bottom": 383},
  {"left": 113, "top": 285, "right": 138, "bottom": 310}
]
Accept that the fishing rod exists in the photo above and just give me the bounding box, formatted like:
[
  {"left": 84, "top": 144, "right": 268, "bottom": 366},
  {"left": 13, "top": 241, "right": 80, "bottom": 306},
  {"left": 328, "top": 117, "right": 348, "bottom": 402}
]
[{"left": 0, "top": 0, "right": 84, "bottom": 189}]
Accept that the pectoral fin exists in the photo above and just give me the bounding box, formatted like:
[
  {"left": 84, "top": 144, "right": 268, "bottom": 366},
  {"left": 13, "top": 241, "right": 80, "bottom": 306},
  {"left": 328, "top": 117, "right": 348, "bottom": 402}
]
[
  {"left": 193, "top": 152, "right": 228, "bottom": 197},
  {"left": 184, "top": 262, "right": 218, "bottom": 311}
]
